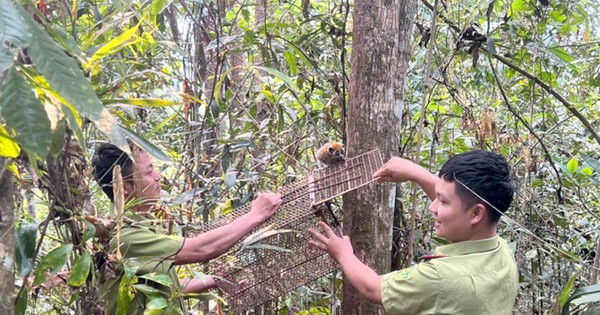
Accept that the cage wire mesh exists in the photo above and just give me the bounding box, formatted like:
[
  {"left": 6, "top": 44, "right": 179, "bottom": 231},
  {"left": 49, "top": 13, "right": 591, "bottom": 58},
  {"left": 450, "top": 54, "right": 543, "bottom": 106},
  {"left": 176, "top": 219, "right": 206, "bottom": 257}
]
[{"left": 197, "top": 149, "right": 383, "bottom": 313}]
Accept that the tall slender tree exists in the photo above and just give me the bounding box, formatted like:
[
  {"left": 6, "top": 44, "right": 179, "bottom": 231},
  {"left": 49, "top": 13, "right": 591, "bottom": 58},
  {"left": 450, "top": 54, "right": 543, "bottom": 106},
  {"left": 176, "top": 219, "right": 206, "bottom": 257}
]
[{"left": 344, "top": 0, "right": 417, "bottom": 313}]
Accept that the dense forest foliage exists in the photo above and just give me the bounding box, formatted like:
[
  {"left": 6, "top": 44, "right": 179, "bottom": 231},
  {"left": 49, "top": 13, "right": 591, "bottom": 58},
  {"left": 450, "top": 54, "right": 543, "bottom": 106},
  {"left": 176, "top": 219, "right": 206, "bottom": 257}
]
[{"left": 1, "top": 0, "right": 599, "bottom": 314}]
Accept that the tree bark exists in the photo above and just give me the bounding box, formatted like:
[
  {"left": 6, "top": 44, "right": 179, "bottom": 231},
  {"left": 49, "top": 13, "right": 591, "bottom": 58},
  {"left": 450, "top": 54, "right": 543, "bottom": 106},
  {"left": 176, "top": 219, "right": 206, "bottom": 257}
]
[
  {"left": 0, "top": 157, "right": 15, "bottom": 314},
  {"left": 344, "top": 1, "right": 417, "bottom": 314}
]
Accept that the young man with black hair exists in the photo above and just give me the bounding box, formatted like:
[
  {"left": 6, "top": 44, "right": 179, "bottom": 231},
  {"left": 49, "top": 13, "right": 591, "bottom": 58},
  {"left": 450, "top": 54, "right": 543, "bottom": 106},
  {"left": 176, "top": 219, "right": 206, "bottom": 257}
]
[
  {"left": 92, "top": 142, "right": 282, "bottom": 314},
  {"left": 309, "top": 150, "right": 518, "bottom": 314}
]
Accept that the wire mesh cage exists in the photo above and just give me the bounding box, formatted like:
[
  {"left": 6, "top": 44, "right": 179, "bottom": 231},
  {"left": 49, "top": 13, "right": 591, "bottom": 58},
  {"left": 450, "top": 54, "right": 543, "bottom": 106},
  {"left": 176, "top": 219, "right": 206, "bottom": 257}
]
[{"left": 198, "top": 149, "right": 384, "bottom": 313}]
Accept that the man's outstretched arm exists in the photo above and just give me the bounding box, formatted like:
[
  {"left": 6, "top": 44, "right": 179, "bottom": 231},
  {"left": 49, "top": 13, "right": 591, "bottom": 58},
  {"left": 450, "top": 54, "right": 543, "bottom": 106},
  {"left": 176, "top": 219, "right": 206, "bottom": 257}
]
[
  {"left": 175, "top": 192, "right": 282, "bottom": 264},
  {"left": 373, "top": 157, "right": 439, "bottom": 201}
]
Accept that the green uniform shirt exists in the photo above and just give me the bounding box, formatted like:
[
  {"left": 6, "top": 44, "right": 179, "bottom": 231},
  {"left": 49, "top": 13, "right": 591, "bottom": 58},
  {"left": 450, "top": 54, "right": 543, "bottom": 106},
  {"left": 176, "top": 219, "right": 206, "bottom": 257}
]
[
  {"left": 381, "top": 236, "right": 518, "bottom": 315},
  {"left": 100, "top": 220, "right": 185, "bottom": 315}
]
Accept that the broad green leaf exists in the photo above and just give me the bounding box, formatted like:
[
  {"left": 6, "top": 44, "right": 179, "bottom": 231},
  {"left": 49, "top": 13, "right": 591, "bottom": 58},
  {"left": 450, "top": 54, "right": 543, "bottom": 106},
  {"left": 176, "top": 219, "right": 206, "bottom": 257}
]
[
  {"left": 103, "top": 98, "right": 181, "bottom": 107},
  {"left": 509, "top": 0, "right": 529, "bottom": 18},
  {"left": 132, "top": 283, "right": 164, "bottom": 296},
  {"left": 15, "top": 223, "right": 38, "bottom": 277},
  {"left": 22, "top": 11, "right": 127, "bottom": 152},
  {"left": 0, "top": 0, "right": 31, "bottom": 47},
  {"left": 89, "top": 20, "right": 142, "bottom": 64},
  {"left": 548, "top": 47, "right": 574, "bottom": 63},
  {"left": 283, "top": 40, "right": 316, "bottom": 70},
  {"left": 581, "top": 154, "right": 600, "bottom": 174},
  {"left": 15, "top": 291, "right": 28, "bottom": 315},
  {"left": 559, "top": 273, "right": 577, "bottom": 311},
  {"left": 0, "top": 47, "right": 15, "bottom": 74},
  {"left": 550, "top": 10, "right": 567, "bottom": 22},
  {"left": 33, "top": 244, "right": 73, "bottom": 286},
  {"left": 68, "top": 251, "right": 92, "bottom": 287},
  {"left": 145, "top": 297, "right": 168, "bottom": 310},
  {"left": 119, "top": 125, "right": 171, "bottom": 162},
  {"left": 213, "top": 67, "right": 236, "bottom": 100},
  {"left": 0, "top": 125, "right": 20, "bottom": 158},
  {"left": 255, "top": 66, "right": 300, "bottom": 93},
  {"left": 151, "top": 0, "right": 170, "bottom": 16},
  {"left": 82, "top": 222, "right": 96, "bottom": 243},
  {"left": 562, "top": 284, "right": 600, "bottom": 315},
  {"left": 567, "top": 158, "right": 578, "bottom": 174},
  {"left": 581, "top": 167, "right": 593, "bottom": 176},
  {"left": 117, "top": 265, "right": 139, "bottom": 314},
  {"left": 284, "top": 50, "right": 297, "bottom": 75},
  {"left": 139, "top": 272, "right": 173, "bottom": 287},
  {"left": 0, "top": 67, "right": 52, "bottom": 158}
]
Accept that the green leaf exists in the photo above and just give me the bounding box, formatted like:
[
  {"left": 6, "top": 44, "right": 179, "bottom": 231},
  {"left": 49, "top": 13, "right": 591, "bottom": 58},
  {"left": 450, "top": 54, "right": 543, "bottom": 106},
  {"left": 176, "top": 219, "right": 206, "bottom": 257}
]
[
  {"left": 15, "top": 223, "right": 38, "bottom": 277},
  {"left": 510, "top": 0, "right": 529, "bottom": 17},
  {"left": 139, "top": 272, "right": 173, "bottom": 287},
  {"left": 284, "top": 50, "right": 297, "bottom": 75},
  {"left": 103, "top": 98, "right": 182, "bottom": 107},
  {"left": 562, "top": 284, "right": 600, "bottom": 315},
  {"left": 68, "top": 252, "right": 92, "bottom": 287},
  {"left": 549, "top": 10, "right": 567, "bottom": 22},
  {"left": 0, "top": 67, "right": 52, "bottom": 158},
  {"left": 0, "top": 125, "right": 20, "bottom": 158},
  {"left": 33, "top": 244, "right": 73, "bottom": 286},
  {"left": 567, "top": 158, "right": 578, "bottom": 174},
  {"left": 0, "top": 48, "right": 15, "bottom": 74},
  {"left": 117, "top": 265, "right": 139, "bottom": 314},
  {"left": 15, "top": 291, "right": 28, "bottom": 315},
  {"left": 22, "top": 11, "right": 127, "bottom": 152},
  {"left": 581, "top": 154, "right": 600, "bottom": 174},
  {"left": 548, "top": 47, "right": 574, "bottom": 63},
  {"left": 89, "top": 20, "right": 142, "bottom": 64},
  {"left": 151, "top": 0, "right": 170, "bottom": 16},
  {"left": 580, "top": 167, "right": 593, "bottom": 176},
  {"left": 255, "top": 66, "right": 300, "bottom": 93},
  {"left": 146, "top": 297, "right": 168, "bottom": 310},
  {"left": 119, "top": 125, "right": 171, "bottom": 162},
  {"left": 82, "top": 222, "right": 96, "bottom": 243},
  {"left": 559, "top": 273, "right": 577, "bottom": 311},
  {"left": 132, "top": 283, "right": 164, "bottom": 296},
  {"left": 0, "top": 0, "right": 31, "bottom": 47}
]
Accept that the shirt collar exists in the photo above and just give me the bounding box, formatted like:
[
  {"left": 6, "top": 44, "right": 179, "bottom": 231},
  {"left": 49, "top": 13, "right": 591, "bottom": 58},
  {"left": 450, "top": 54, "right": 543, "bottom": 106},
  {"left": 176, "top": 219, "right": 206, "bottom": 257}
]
[{"left": 435, "top": 236, "right": 500, "bottom": 256}]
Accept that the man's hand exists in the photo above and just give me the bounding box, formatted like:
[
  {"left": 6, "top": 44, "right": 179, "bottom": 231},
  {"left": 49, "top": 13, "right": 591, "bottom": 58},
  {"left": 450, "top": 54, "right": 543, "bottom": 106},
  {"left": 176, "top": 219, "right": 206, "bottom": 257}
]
[
  {"left": 373, "top": 157, "right": 439, "bottom": 200},
  {"left": 308, "top": 221, "right": 354, "bottom": 264},
  {"left": 249, "top": 192, "right": 283, "bottom": 222},
  {"left": 372, "top": 156, "right": 420, "bottom": 182},
  {"left": 308, "top": 222, "right": 384, "bottom": 305}
]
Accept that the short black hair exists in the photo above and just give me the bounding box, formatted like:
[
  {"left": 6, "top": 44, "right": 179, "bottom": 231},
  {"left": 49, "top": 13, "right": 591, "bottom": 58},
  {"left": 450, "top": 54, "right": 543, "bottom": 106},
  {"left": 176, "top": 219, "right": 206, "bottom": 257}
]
[
  {"left": 438, "top": 150, "right": 514, "bottom": 223},
  {"left": 91, "top": 143, "right": 135, "bottom": 202}
]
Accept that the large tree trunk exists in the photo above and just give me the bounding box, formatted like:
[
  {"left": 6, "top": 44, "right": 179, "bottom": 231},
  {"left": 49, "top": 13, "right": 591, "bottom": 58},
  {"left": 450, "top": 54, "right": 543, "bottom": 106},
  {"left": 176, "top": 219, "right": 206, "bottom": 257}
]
[
  {"left": 344, "top": 1, "right": 417, "bottom": 314},
  {"left": 0, "top": 158, "right": 15, "bottom": 314}
]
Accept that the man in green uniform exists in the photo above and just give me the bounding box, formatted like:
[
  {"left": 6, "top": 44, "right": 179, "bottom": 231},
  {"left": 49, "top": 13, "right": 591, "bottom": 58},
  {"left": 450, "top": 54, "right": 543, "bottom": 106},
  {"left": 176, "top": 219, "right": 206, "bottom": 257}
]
[
  {"left": 92, "top": 142, "right": 282, "bottom": 314},
  {"left": 309, "top": 150, "right": 518, "bottom": 314}
]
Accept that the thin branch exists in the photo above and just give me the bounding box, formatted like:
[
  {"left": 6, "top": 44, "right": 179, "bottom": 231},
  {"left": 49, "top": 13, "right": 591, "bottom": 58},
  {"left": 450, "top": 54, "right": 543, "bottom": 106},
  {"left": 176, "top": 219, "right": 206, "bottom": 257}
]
[
  {"left": 420, "top": 0, "right": 600, "bottom": 147},
  {"left": 489, "top": 53, "right": 600, "bottom": 146},
  {"left": 487, "top": 55, "right": 564, "bottom": 203},
  {"left": 411, "top": 0, "right": 440, "bottom": 261}
]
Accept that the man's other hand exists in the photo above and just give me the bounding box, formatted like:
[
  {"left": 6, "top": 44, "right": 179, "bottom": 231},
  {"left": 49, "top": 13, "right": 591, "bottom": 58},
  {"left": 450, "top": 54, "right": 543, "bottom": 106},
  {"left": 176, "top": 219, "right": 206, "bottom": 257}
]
[{"left": 250, "top": 192, "right": 283, "bottom": 221}]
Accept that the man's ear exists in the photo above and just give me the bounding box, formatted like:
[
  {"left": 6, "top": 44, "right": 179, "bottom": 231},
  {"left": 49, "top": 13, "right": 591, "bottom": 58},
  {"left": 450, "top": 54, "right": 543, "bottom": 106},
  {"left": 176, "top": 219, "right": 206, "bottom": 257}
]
[
  {"left": 123, "top": 181, "right": 134, "bottom": 198},
  {"left": 470, "top": 203, "right": 487, "bottom": 225}
]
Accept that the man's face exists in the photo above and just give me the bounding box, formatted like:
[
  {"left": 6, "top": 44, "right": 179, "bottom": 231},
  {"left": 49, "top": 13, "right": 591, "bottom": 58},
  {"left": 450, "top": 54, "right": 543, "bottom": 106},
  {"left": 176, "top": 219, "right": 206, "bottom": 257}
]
[
  {"left": 128, "top": 150, "right": 162, "bottom": 210},
  {"left": 428, "top": 179, "right": 474, "bottom": 242}
]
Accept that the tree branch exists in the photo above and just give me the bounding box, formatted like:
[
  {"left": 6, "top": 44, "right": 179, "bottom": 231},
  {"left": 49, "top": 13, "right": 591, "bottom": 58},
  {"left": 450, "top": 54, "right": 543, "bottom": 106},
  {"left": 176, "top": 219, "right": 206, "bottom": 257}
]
[
  {"left": 420, "top": 0, "right": 600, "bottom": 147},
  {"left": 487, "top": 55, "right": 564, "bottom": 203}
]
